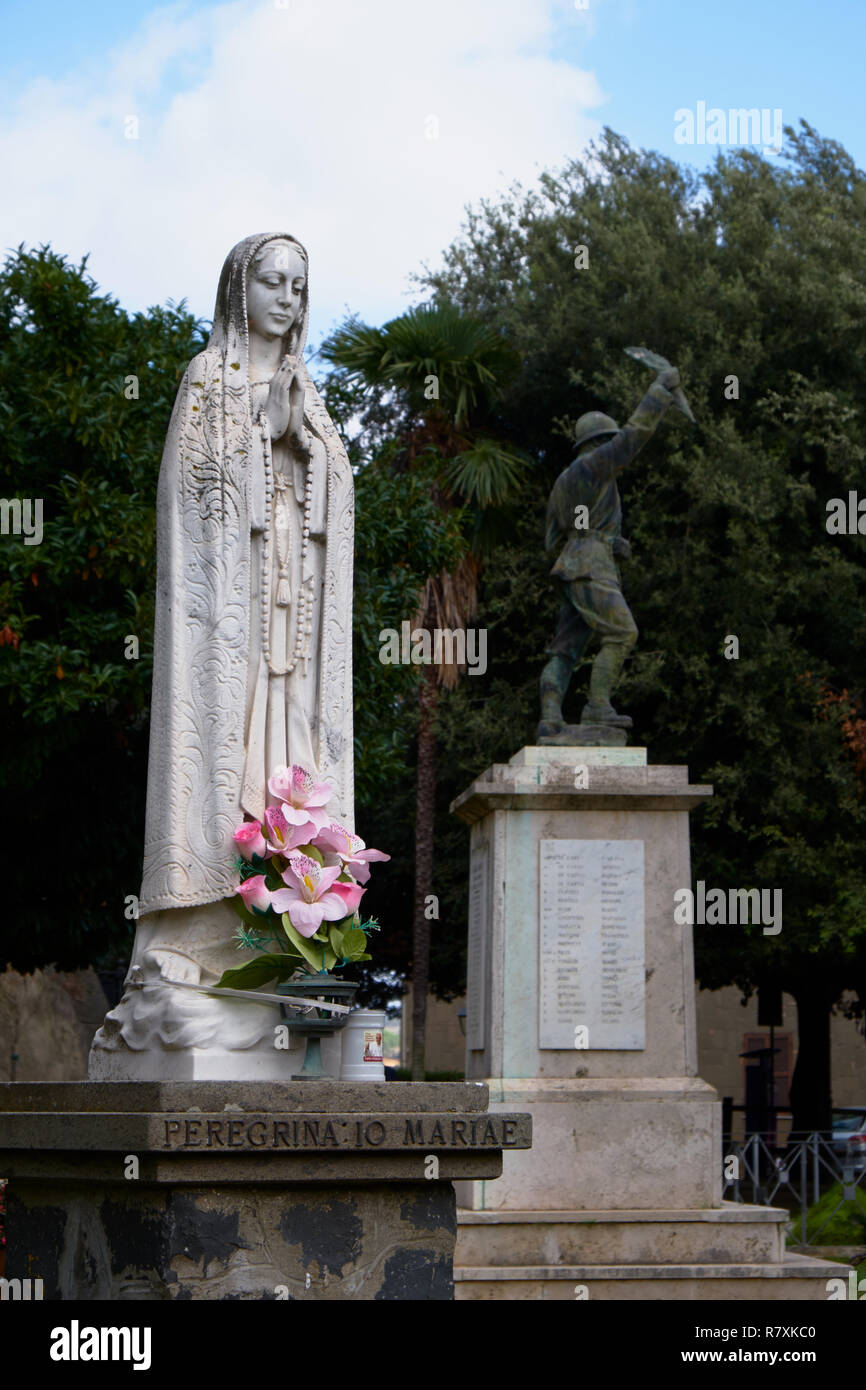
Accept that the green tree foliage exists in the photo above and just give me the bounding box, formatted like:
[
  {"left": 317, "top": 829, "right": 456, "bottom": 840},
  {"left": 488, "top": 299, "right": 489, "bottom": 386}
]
[
  {"left": 351, "top": 449, "right": 467, "bottom": 805},
  {"left": 0, "top": 245, "right": 207, "bottom": 969},
  {"left": 415, "top": 123, "right": 866, "bottom": 1130},
  {"left": 346, "top": 447, "right": 468, "bottom": 1007}
]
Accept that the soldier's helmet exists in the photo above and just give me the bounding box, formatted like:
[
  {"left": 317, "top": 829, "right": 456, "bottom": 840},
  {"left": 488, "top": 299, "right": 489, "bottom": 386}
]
[{"left": 574, "top": 411, "right": 619, "bottom": 451}]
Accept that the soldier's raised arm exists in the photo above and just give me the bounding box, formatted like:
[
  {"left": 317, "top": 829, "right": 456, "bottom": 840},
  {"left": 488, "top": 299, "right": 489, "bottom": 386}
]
[{"left": 588, "top": 366, "right": 680, "bottom": 476}]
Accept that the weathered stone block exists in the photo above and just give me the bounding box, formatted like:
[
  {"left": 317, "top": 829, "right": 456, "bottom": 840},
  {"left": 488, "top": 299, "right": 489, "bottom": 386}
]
[
  {"left": 0, "top": 1080, "right": 531, "bottom": 1301},
  {"left": 5, "top": 1180, "right": 458, "bottom": 1300}
]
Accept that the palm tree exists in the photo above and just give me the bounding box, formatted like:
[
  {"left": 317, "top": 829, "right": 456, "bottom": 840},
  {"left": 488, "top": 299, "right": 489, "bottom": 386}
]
[{"left": 321, "top": 303, "right": 526, "bottom": 1078}]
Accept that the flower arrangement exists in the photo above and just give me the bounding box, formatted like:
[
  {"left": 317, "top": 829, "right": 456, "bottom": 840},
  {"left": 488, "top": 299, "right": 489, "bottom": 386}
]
[{"left": 214, "top": 764, "right": 389, "bottom": 991}]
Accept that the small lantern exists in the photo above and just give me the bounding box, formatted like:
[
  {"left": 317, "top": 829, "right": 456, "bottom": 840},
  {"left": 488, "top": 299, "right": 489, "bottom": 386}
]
[{"left": 277, "top": 975, "right": 359, "bottom": 1080}]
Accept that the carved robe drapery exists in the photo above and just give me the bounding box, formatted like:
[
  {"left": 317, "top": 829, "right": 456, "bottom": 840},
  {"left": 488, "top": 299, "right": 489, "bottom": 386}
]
[
  {"left": 88, "top": 234, "right": 354, "bottom": 1072},
  {"left": 138, "top": 233, "right": 354, "bottom": 921}
]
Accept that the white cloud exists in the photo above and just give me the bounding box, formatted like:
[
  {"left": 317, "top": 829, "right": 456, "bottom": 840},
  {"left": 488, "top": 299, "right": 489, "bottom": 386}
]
[{"left": 0, "top": 0, "right": 605, "bottom": 345}]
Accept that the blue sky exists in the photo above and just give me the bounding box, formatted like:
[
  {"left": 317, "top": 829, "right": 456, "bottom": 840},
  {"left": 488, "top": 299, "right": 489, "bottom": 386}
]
[
  {"left": 569, "top": 0, "right": 864, "bottom": 169},
  {"left": 0, "top": 0, "right": 861, "bottom": 342}
]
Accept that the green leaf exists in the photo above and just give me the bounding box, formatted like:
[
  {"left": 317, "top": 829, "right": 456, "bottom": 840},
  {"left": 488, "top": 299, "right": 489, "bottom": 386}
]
[
  {"left": 339, "top": 927, "right": 370, "bottom": 961},
  {"left": 282, "top": 914, "right": 330, "bottom": 972},
  {"left": 329, "top": 927, "right": 345, "bottom": 959},
  {"left": 296, "top": 842, "right": 324, "bottom": 865},
  {"left": 213, "top": 953, "right": 299, "bottom": 991},
  {"left": 263, "top": 859, "right": 284, "bottom": 891}
]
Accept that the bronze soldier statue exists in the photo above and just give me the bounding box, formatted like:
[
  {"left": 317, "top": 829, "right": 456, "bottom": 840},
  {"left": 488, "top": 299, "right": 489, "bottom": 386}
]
[{"left": 537, "top": 361, "right": 684, "bottom": 745}]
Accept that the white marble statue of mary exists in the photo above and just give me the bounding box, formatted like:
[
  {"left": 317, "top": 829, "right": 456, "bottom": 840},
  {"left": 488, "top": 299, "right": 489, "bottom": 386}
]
[{"left": 89, "top": 233, "right": 354, "bottom": 1080}]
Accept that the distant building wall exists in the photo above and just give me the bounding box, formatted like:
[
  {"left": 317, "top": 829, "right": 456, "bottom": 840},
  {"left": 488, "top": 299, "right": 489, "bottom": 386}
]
[
  {"left": 400, "top": 990, "right": 466, "bottom": 1073},
  {"left": 696, "top": 985, "right": 866, "bottom": 1138},
  {"left": 0, "top": 967, "right": 108, "bottom": 1082}
]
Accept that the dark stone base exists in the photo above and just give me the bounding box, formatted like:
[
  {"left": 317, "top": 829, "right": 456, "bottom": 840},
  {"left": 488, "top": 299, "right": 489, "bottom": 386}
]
[
  {"left": 1, "top": 1081, "right": 531, "bottom": 1301},
  {"left": 5, "top": 1179, "right": 455, "bottom": 1300}
]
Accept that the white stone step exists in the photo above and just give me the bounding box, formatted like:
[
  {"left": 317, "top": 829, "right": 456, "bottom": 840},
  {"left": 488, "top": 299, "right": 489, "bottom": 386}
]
[
  {"left": 456, "top": 1203, "right": 788, "bottom": 1266},
  {"left": 454, "top": 1253, "right": 851, "bottom": 1301}
]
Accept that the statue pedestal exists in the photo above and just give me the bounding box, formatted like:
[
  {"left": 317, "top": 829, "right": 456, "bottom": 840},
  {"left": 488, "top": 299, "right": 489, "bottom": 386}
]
[
  {"left": 87, "top": 901, "right": 354, "bottom": 1083},
  {"left": 88, "top": 989, "right": 345, "bottom": 1082},
  {"left": 449, "top": 747, "right": 849, "bottom": 1299},
  {"left": 1, "top": 1081, "right": 530, "bottom": 1301}
]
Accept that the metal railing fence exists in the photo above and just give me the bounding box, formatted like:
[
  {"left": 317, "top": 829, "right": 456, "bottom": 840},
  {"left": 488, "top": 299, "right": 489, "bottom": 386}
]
[{"left": 723, "top": 1131, "right": 866, "bottom": 1246}]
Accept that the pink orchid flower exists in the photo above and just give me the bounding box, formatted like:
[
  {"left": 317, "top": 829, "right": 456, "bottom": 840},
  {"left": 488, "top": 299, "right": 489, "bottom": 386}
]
[
  {"left": 315, "top": 821, "right": 391, "bottom": 885},
  {"left": 236, "top": 875, "right": 273, "bottom": 914},
  {"left": 233, "top": 820, "right": 267, "bottom": 862},
  {"left": 268, "top": 764, "right": 334, "bottom": 832},
  {"left": 270, "top": 853, "right": 355, "bottom": 937},
  {"left": 263, "top": 805, "right": 313, "bottom": 856}
]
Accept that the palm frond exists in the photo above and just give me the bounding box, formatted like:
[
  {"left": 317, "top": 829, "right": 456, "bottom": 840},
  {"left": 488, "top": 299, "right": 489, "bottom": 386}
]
[
  {"left": 444, "top": 439, "right": 530, "bottom": 508},
  {"left": 318, "top": 317, "right": 393, "bottom": 383},
  {"left": 320, "top": 303, "right": 519, "bottom": 426}
]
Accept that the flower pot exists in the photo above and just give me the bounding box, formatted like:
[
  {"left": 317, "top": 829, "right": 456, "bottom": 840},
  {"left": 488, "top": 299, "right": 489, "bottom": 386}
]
[{"left": 339, "top": 1009, "right": 386, "bottom": 1081}]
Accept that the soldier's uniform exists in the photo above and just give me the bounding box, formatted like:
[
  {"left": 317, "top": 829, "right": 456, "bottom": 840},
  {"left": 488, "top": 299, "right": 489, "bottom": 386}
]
[{"left": 540, "top": 378, "right": 675, "bottom": 730}]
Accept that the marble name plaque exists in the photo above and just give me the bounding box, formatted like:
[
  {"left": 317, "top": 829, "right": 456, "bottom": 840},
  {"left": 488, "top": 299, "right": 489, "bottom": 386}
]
[
  {"left": 159, "top": 1113, "right": 529, "bottom": 1152},
  {"left": 539, "top": 839, "right": 645, "bottom": 1049}
]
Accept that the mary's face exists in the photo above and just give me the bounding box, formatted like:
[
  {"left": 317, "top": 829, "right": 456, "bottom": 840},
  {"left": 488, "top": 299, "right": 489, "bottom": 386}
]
[{"left": 246, "top": 242, "right": 306, "bottom": 341}]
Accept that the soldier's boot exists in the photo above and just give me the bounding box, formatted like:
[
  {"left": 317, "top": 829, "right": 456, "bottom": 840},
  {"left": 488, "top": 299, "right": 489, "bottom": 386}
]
[
  {"left": 537, "top": 655, "right": 572, "bottom": 740},
  {"left": 582, "top": 641, "right": 633, "bottom": 728}
]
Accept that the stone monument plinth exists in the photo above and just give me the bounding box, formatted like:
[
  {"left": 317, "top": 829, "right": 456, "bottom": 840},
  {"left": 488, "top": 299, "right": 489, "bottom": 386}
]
[
  {"left": 449, "top": 746, "right": 850, "bottom": 1299},
  {"left": 1, "top": 1080, "right": 530, "bottom": 1300}
]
